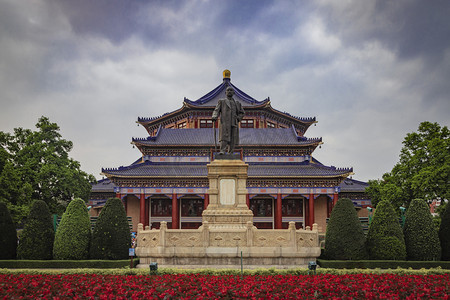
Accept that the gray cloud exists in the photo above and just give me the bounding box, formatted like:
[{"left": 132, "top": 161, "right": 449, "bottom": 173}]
[{"left": 1, "top": 0, "right": 449, "bottom": 182}]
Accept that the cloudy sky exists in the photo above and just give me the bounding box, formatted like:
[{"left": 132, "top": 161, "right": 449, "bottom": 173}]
[{"left": 1, "top": 0, "right": 449, "bottom": 182}]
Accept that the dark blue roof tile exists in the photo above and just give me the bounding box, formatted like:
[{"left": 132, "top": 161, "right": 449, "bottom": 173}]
[
  {"left": 339, "top": 178, "right": 369, "bottom": 192},
  {"left": 132, "top": 127, "right": 322, "bottom": 146},
  {"left": 184, "top": 80, "right": 268, "bottom": 107},
  {"left": 102, "top": 161, "right": 352, "bottom": 178}
]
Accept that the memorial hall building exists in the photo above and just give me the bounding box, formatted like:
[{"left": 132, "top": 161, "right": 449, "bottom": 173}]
[{"left": 90, "top": 70, "right": 370, "bottom": 233}]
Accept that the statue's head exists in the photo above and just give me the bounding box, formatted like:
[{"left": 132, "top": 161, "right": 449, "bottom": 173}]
[{"left": 226, "top": 87, "right": 234, "bottom": 98}]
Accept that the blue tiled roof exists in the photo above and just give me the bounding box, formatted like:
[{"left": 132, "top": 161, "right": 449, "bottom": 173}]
[
  {"left": 132, "top": 127, "right": 322, "bottom": 146},
  {"left": 102, "top": 161, "right": 352, "bottom": 178},
  {"left": 138, "top": 79, "right": 315, "bottom": 125},
  {"left": 339, "top": 178, "right": 369, "bottom": 192},
  {"left": 184, "top": 79, "right": 269, "bottom": 107},
  {"left": 91, "top": 178, "right": 116, "bottom": 192}
]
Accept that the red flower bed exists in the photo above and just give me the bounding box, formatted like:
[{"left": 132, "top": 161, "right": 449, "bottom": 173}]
[{"left": 0, "top": 273, "right": 449, "bottom": 299}]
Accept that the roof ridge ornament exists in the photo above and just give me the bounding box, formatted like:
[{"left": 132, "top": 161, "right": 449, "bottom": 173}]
[{"left": 223, "top": 69, "right": 231, "bottom": 80}]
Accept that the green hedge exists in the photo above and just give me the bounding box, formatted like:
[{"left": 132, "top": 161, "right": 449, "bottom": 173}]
[
  {"left": 366, "top": 200, "right": 406, "bottom": 260},
  {"left": 90, "top": 198, "right": 131, "bottom": 260},
  {"left": 317, "top": 259, "right": 450, "bottom": 270},
  {"left": 439, "top": 204, "right": 450, "bottom": 260},
  {"left": 17, "top": 200, "right": 54, "bottom": 260},
  {"left": 0, "top": 259, "right": 139, "bottom": 269},
  {"left": 0, "top": 202, "right": 17, "bottom": 259},
  {"left": 324, "top": 198, "right": 367, "bottom": 260},
  {"left": 404, "top": 199, "right": 441, "bottom": 261},
  {"left": 53, "top": 198, "right": 91, "bottom": 260}
]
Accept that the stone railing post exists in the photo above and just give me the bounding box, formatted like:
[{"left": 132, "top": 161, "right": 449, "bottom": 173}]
[
  {"left": 246, "top": 221, "right": 253, "bottom": 247},
  {"left": 160, "top": 221, "right": 167, "bottom": 248},
  {"left": 289, "top": 221, "right": 296, "bottom": 249},
  {"left": 203, "top": 221, "right": 210, "bottom": 247}
]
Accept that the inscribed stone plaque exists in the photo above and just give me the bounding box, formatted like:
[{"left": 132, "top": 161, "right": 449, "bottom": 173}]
[{"left": 219, "top": 179, "right": 235, "bottom": 205}]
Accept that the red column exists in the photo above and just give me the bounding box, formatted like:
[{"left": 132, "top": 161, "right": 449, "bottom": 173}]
[
  {"left": 204, "top": 194, "right": 209, "bottom": 210},
  {"left": 327, "top": 197, "right": 332, "bottom": 218},
  {"left": 333, "top": 193, "right": 339, "bottom": 206},
  {"left": 246, "top": 194, "right": 250, "bottom": 208},
  {"left": 140, "top": 193, "right": 145, "bottom": 225},
  {"left": 309, "top": 193, "right": 315, "bottom": 227},
  {"left": 145, "top": 198, "right": 150, "bottom": 228},
  {"left": 304, "top": 198, "right": 309, "bottom": 227},
  {"left": 276, "top": 194, "right": 282, "bottom": 229},
  {"left": 116, "top": 193, "right": 121, "bottom": 199},
  {"left": 172, "top": 193, "right": 179, "bottom": 229}
]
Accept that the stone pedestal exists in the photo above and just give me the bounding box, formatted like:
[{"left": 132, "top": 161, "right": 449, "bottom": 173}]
[
  {"left": 202, "top": 159, "right": 253, "bottom": 229},
  {"left": 135, "top": 158, "right": 321, "bottom": 269}
]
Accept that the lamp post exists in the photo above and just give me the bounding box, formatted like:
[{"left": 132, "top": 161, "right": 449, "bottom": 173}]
[{"left": 308, "top": 261, "right": 317, "bottom": 275}]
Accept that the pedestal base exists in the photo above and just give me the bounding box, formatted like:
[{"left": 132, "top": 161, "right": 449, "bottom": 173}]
[
  {"left": 135, "top": 158, "right": 320, "bottom": 269},
  {"left": 136, "top": 221, "right": 321, "bottom": 269}
]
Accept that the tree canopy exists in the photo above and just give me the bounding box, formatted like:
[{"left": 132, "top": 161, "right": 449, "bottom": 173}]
[
  {"left": 0, "top": 116, "right": 95, "bottom": 225},
  {"left": 367, "top": 121, "right": 449, "bottom": 212}
]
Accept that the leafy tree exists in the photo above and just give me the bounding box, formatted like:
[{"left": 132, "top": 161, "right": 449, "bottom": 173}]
[
  {"left": 403, "top": 199, "right": 441, "bottom": 261},
  {"left": 366, "top": 122, "right": 449, "bottom": 212},
  {"left": 0, "top": 116, "right": 96, "bottom": 224},
  {"left": 17, "top": 200, "right": 54, "bottom": 260},
  {"left": 0, "top": 202, "right": 17, "bottom": 259},
  {"left": 90, "top": 198, "right": 130, "bottom": 260},
  {"left": 366, "top": 200, "right": 406, "bottom": 260},
  {"left": 53, "top": 198, "right": 91, "bottom": 260},
  {"left": 324, "top": 198, "right": 367, "bottom": 260},
  {"left": 439, "top": 203, "right": 450, "bottom": 260}
]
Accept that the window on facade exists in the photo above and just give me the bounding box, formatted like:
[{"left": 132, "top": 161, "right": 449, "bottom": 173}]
[
  {"left": 241, "top": 119, "right": 254, "bottom": 128},
  {"left": 177, "top": 122, "right": 187, "bottom": 129},
  {"left": 267, "top": 121, "right": 276, "bottom": 128},
  {"left": 199, "top": 119, "right": 214, "bottom": 128}
]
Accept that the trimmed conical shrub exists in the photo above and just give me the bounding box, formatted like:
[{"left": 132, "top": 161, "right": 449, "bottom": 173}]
[
  {"left": 0, "top": 202, "right": 17, "bottom": 259},
  {"left": 439, "top": 204, "right": 450, "bottom": 260},
  {"left": 324, "top": 198, "right": 368, "bottom": 260},
  {"left": 53, "top": 198, "right": 91, "bottom": 260},
  {"left": 17, "top": 200, "right": 54, "bottom": 260},
  {"left": 90, "top": 198, "right": 130, "bottom": 260},
  {"left": 404, "top": 199, "right": 441, "bottom": 261},
  {"left": 366, "top": 200, "right": 406, "bottom": 260}
]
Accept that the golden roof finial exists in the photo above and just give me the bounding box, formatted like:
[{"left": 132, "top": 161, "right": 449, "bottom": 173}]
[{"left": 223, "top": 69, "right": 231, "bottom": 79}]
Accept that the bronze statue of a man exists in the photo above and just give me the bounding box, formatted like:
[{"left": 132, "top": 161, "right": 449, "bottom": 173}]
[{"left": 212, "top": 87, "right": 245, "bottom": 154}]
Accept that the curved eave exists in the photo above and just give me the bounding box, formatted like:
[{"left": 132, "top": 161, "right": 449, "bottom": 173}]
[
  {"left": 248, "top": 172, "right": 354, "bottom": 179},
  {"left": 131, "top": 142, "right": 322, "bottom": 148},
  {"left": 137, "top": 104, "right": 188, "bottom": 127},
  {"left": 265, "top": 102, "right": 317, "bottom": 126},
  {"left": 102, "top": 173, "right": 353, "bottom": 179},
  {"left": 101, "top": 173, "right": 204, "bottom": 179},
  {"left": 183, "top": 100, "right": 269, "bottom": 110}
]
